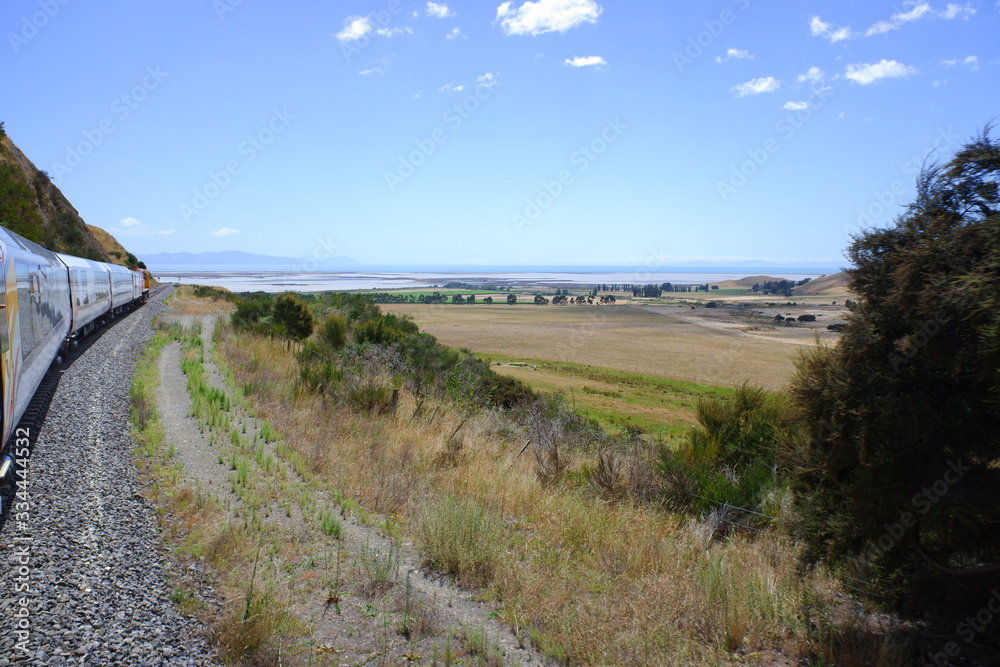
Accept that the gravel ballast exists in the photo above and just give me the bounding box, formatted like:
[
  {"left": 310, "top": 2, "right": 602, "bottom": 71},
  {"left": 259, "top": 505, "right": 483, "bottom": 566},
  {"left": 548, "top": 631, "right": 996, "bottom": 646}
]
[{"left": 0, "top": 289, "right": 219, "bottom": 666}]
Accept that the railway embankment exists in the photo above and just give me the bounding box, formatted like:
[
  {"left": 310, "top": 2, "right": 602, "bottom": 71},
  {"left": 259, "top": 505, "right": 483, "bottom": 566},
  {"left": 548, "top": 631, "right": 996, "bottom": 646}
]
[{"left": 0, "top": 287, "right": 219, "bottom": 665}]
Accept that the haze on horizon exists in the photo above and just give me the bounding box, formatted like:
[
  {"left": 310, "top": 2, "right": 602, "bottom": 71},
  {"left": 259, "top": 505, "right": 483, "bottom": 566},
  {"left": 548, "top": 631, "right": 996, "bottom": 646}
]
[{"left": 3, "top": 0, "right": 998, "bottom": 268}]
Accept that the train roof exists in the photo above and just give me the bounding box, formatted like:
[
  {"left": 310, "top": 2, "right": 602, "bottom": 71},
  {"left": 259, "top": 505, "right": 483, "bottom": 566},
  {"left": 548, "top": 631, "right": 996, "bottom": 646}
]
[
  {"left": 56, "top": 252, "right": 110, "bottom": 272},
  {"left": 0, "top": 225, "right": 63, "bottom": 264}
]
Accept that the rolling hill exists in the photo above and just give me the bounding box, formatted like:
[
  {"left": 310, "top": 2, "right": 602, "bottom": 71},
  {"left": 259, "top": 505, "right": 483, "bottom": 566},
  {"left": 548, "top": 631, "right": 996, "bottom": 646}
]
[
  {"left": 792, "top": 271, "right": 852, "bottom": 297},
  {"left": 0, "top": 129, "right": 112, "bottom": 260}
]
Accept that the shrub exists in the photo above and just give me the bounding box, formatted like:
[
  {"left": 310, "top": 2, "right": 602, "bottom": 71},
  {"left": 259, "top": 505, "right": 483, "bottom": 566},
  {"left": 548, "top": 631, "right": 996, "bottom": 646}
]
[
  {"left": 320, "top": 313, "right": 347, "bottom": 350},
  {"left": 658, "top": 383, "right": 788, "bottom": 519},
  {"left": 272, "top": 292, "right": 313, "bottom": 340},
  {"left": 785, "top": 127, "right": 1000, "bottom": 611}
]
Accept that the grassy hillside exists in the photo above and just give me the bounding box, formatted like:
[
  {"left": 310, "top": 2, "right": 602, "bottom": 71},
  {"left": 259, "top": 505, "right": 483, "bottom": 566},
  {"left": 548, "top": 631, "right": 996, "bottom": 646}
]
[
  {"left": 792, "top": 271, "right": 851, "bottom": 296},
  {"left": 708, "top": 274, "right": 786, "bottom": 290},
  {"left": 0, "top": 126, "right": 112, "bottom": 261},
  {"left": 87, "top": 224, "right": 140, "bottom": 267}
]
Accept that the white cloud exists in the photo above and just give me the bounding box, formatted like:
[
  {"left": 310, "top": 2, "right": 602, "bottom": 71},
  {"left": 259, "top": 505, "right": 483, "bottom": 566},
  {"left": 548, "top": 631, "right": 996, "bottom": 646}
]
[
  {"left": 864, "top": 2, "right": 931, "bottom": 36},
  {"left": 564, "top": 55, "right": 606, "bottom": 68},
  {"left": 426, "top": 2, "right": 454, "bottom": 18},
  {"left": 941, "top": 3, "right": 976, "bottom": 19},
  {"left": 210, "top": 227, "right": 240, "bottom": 238},
  {"left": 335, "top": 15, "right": 410, "bottom": 41},
  {"left": 476, "top": 72, "right": 500, "bottom": 89},
  {"left": 809, "top": 15, "right": 852, "bottom": 42},
  {"left": 376, "top": 26, "right": 412, "bottom": 37},
  {"left": 731, "top": 76, "right": 780, "bottom": 97},
  {"left": 114, "top": 218, "right": 175, "bottom": 236},
  {"left": 360, "top": 67, "right": 384, "bottom": 76},
  {"left": 335, "top": 15, "right": 372, "bottom": 41},
  {"left": 844, "top": 59, "right": 918, "bottom": 85},
  {"left": 942, "top": 55, "right": 979, "bottom": 70},
  {"left": 496, "top": 0, "right": 602, "bottom": 36},
  {"left": 796, "top": 66, "right": 826, "bottom": 85},
  {"left": 445, "top": 27, "right": 461, "bottom": 39},
  {"left": 438, "top": 81, "right": 465, "bottom": 93},
  {"left": 893, "top": 2, "right": 931, "bottom": 22},
  {"left": 865, "top": 20, "right": 898, "bottom": 36},
  {"left": 715, "top": 48, "right": 753, "bottom": 63},
  {"left": 783, "top": 101, "right": 809, "bottom": 111}
]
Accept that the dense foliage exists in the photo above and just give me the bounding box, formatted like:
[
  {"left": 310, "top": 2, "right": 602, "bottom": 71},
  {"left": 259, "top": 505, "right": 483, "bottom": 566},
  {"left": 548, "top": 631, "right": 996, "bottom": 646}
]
[
  {"left": 230, "top": 290, "right": 537, "bottom": 412},
  {"left": 785, "top": 128, "right": 1000, "bottom": 613},
  {"left": 658, "top": 383, "right": 790, "bottom": 518}
]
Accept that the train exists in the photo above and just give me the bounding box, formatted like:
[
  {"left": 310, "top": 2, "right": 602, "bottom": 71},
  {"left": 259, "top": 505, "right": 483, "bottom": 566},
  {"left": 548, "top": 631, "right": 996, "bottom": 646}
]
[{"left": 0, "top": 224, "right": 149, "bottom": 492}]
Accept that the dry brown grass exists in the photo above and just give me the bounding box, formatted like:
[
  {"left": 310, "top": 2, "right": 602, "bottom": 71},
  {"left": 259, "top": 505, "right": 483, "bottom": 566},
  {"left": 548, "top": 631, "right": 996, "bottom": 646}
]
[
  {"left": 381, "top": 303, "right": 804, "bottom": 390},
  {"left": 166, "top": 285, "right": 237, "bottom": 316},
  {"left": 216, "top": 323, "right": 908, "bottom": 666}
]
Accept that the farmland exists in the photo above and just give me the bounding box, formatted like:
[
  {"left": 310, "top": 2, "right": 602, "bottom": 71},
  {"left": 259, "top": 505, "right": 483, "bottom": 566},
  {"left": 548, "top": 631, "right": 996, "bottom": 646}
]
[{"left": 380, "top": 299, "right": 846, "bottom": 433}]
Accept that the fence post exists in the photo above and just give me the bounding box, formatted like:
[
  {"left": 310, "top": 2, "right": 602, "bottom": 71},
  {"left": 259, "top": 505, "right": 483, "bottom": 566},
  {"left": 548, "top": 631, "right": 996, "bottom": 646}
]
[{"left": 391, "top": 389, "right": 399, "bottom": 416}]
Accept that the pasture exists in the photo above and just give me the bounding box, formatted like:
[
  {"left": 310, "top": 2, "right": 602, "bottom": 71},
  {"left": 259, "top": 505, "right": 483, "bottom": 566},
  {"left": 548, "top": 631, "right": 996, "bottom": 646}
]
[{"left": 381, "top": 302, "right": 835, "bottom": 432}]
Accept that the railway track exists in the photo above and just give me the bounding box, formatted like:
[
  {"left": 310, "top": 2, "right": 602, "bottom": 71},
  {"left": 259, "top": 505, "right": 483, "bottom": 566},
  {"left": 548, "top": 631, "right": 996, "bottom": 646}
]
[{"left": 0, "top": 286, "right": 219, "bottom": 665}]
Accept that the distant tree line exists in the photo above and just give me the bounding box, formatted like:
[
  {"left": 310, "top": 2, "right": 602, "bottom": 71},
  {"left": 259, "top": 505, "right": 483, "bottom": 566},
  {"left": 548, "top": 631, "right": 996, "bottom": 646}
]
[
  {"left": 443, "top": 281, "right": 498, "bottom": 291},
  {"left": 751, "top": 278, "right": 812, "bottom": 297}
]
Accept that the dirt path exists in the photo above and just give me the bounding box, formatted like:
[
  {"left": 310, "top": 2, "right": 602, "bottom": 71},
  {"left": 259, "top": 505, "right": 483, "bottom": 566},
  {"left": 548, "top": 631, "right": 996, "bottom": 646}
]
[{"left": 154, "top": 309, "right": 549, "bottom": 665}]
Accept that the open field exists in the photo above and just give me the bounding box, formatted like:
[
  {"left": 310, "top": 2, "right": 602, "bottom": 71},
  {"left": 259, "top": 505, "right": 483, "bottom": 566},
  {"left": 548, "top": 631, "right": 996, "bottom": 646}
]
[
  {"left": 381, "top": 301, "right": 845, "bottom": 433},
  {"left": 481, "top": 353, "right": 733, "bottom": 434},
  {"left": 381, "top": 302, "right": 842, "bottom": 390}
]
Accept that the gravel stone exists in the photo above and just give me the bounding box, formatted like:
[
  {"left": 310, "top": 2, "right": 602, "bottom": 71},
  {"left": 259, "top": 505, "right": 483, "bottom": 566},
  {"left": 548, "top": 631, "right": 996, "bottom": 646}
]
[{"left": 0, "top": 289, "right": 219, "bottom": 665}]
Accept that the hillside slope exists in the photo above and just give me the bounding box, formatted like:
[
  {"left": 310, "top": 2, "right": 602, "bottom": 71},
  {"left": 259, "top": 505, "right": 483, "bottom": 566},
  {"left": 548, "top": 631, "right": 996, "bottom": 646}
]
[
  {"left": 709, "top": 275, "right": 787, "bottom": 290},
  {"left": 793, "top": 271, "right": 852, "bottom": 296},
  {"left": 0, "top": 128, "right": 111, "bottom": 260},
  {"left": 88, "top": 224, "right": 139, "bottom": 267}
]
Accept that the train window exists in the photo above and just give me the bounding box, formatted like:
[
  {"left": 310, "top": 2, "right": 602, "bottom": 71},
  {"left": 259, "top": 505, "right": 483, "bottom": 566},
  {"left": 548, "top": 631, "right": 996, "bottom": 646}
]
[
  {"left": 0, "top": 261, "right": 7, "bottom": 354},
  {"left": 15, "top": 261, "right": 36, "bottom": 360}
]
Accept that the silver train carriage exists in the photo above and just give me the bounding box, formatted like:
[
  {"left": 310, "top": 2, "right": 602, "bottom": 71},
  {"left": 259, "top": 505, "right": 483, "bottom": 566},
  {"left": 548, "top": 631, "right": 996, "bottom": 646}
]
[{"left": 0, "top": 225, "right": 146, "bottom": 486}]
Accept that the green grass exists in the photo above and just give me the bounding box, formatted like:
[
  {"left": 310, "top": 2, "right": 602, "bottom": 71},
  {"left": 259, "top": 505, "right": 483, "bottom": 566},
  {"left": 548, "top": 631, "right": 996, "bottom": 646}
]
[{"left": 480, "top": 352, "right": 734, "bottom": 434}]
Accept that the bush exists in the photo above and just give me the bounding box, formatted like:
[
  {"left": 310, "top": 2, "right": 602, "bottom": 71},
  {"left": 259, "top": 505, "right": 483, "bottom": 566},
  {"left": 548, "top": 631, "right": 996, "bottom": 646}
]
[
  {"left": 477, "top": 372, "right": 535, "bottom": 409},
  {"left": 785, "top": 127, "right": 1000, "bottom": 612},
  {"left": 272, "top": 292, "right": 313, "bottom": 340},
  {"left": 658, "top": 383, "right": 788, "bottom": 519},
  {"left": 320, "top": 314, "right": 347, "bottom": 350}
]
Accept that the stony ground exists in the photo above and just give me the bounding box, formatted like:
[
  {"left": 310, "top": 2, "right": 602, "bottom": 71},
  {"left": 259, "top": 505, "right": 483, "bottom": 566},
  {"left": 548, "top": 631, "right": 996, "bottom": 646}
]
[{"left": 0, "top": 290, "right": 219, "bottom": 665}]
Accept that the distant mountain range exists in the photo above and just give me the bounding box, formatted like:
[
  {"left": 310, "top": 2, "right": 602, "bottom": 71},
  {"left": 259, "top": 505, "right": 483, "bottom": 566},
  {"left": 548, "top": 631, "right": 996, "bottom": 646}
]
[
  {"left": 140, "top": 250, "right": 361, "bottom": 270},
  {"left": 139, "top": 250, "right": 841, "bottom": 275}
]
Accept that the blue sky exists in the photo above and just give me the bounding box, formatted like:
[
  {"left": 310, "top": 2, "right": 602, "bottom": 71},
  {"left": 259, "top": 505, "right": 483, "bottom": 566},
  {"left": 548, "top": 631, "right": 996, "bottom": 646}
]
[{"left": 2, "top": 0, "right": 998, "bottom": 268}]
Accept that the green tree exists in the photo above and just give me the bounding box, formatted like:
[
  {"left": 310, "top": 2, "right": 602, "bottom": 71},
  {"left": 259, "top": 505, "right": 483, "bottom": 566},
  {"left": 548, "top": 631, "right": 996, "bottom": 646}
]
[
  {"left": 320, "top": 313, "right": 348, "bottom": 350},
  {"left": 506, "top": 293, "right": 517, "bottom": 305},
  {"left": 786, "top": 127, "right": 1000, "bottom": 609},
  {"left": 272, "top": 292, "right": 314, "bottom": 340}
]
